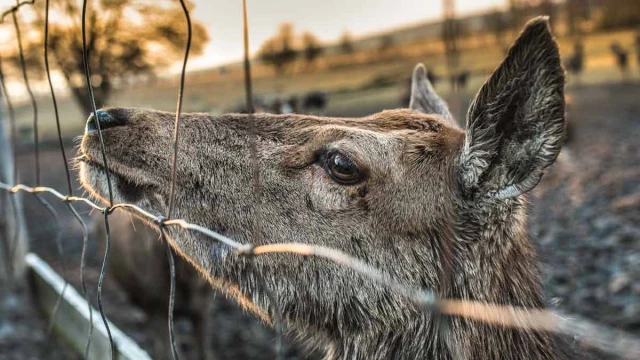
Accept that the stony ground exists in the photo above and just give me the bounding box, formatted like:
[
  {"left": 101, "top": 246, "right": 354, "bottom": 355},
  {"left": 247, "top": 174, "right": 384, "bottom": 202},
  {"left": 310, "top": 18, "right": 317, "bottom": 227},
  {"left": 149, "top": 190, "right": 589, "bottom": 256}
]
[
  {"left": 1, "top": 81, "right": 638, "bottom": 359},
  {"left": 530, "top": 82, "right": 640, "bottom": 334}
]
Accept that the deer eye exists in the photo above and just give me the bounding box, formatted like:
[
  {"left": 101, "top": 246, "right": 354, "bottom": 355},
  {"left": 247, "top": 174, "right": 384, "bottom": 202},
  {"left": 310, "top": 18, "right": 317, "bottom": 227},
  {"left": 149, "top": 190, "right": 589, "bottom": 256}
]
[{"left": 322, "top": 151, "right": 363, "bottom": 185}]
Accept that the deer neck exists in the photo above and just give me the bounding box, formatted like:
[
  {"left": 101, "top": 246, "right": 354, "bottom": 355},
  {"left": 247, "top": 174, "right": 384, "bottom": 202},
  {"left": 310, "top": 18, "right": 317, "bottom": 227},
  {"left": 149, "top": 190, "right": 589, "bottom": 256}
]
[
  {"left": 315, "top": 199, "right": 560, "bottom": 360},
  {"left": 441, "top": 196, "right": 561, "bottom": 360}
]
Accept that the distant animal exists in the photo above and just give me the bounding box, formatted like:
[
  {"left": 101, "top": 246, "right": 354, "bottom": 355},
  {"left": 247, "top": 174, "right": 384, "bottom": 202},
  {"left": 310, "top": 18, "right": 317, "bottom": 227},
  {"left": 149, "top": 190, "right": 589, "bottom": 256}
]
[
  {"left": 285, "top": 95, "right": 300, "bottom": 114},
  {"left": 93, "top": 213, "right": 212, "bottom": 360},
  {"left": 225, "top": 95, "right": 301, "bottom": 115},
  {"left": 269, "top": 97, "right": 284, "bottom": 114},
  {"left": 225, "top": 96, "right": 268, "bottom": 114},
  {"left": 80, "top": 18, "right": 585, "bottom": 359},
  {"left": 449, "top": 70, "right": 470, "bottom": 92},
  {"left": 301, "top": 91, "right": 328, "bottom": 114},
  {"left": 564, "top": 40, "right": 585, "bottom": 82},
  {"left": 610, "top": 42, "right": 629, "bottom": 77}
]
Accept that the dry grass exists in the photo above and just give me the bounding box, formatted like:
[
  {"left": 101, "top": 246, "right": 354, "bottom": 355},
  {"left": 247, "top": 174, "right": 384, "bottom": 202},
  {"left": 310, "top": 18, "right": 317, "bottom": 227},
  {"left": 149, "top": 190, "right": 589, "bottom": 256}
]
[{"left": 3, "top": 28, "right": 638, "bottom": 141}]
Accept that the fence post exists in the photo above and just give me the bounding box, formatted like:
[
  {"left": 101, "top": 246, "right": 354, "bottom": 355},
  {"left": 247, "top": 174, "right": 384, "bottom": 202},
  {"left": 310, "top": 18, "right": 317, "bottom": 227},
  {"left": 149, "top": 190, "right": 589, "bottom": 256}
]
[{"left": 0, "top": 92, "right": 29, "bottom": 284}]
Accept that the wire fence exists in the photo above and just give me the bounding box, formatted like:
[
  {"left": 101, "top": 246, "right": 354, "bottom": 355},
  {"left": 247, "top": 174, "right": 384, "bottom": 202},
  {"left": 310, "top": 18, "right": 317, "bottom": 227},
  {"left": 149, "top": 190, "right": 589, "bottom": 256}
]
[{"left": 0, "top": 1, "right": 639, "bottom": 360}]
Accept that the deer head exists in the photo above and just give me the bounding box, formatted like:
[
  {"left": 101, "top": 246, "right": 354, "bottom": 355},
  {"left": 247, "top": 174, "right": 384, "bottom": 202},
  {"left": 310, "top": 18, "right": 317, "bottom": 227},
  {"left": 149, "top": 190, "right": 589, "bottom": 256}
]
[{"left": 79, "top": 18, "right": 566, "bottom": 359}]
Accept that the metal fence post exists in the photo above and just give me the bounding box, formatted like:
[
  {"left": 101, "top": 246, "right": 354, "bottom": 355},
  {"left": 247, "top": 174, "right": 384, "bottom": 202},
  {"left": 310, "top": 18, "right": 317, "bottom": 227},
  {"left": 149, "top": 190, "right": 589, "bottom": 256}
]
[{"left": 0, "top": 91, "right": 29, "bottom": 284}]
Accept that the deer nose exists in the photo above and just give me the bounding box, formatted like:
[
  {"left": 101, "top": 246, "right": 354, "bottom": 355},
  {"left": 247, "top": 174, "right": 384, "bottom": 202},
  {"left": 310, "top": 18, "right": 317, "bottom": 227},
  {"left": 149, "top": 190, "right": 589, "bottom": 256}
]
[{"left": 85, "top": 109, "right": 127, "bottom": 134}]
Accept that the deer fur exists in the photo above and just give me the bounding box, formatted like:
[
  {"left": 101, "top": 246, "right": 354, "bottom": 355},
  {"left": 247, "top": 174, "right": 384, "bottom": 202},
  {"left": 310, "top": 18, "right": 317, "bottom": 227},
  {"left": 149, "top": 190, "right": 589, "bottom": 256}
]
[{"left": 78, "top": 18, "right": 576, "bottom": 359}]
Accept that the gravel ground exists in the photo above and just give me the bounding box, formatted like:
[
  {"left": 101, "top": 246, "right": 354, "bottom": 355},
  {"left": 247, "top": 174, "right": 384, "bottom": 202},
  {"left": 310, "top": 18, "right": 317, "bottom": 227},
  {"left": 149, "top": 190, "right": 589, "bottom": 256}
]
[
  {"left": 1, "top": 81, "right": 638, "bottom": 359},
  {"left": 530, "top": 82, "right": 640, "bottom": 334}
]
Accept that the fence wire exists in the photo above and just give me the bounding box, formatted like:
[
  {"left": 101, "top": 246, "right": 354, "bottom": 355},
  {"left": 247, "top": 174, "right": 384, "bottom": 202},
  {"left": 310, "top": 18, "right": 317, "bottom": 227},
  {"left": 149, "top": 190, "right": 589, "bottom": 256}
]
[
  {"left": 2, "top": 0, "right": 70, "bottom": 348},
  {"left": 242, "top": 1, "right": 285, "bottom": 358},
  {"left": 0, "top": 1, "right": 639, "bottom": 360}
]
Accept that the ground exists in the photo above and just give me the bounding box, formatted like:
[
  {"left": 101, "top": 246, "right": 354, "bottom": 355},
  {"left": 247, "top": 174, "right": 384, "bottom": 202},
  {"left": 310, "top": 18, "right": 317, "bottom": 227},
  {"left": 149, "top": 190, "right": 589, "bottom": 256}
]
[{"left": 1, "top": 79, "right": 639, "bottom": 359}]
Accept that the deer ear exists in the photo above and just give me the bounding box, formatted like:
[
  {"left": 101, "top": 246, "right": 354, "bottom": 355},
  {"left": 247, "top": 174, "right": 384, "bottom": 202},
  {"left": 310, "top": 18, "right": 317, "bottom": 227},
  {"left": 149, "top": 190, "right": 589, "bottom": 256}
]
[
  {"left": 458, "top": 17, "right": 565, "bottom": 200},
  {"left": 409, "top": 63, "right": 455, "bottom": 125}
]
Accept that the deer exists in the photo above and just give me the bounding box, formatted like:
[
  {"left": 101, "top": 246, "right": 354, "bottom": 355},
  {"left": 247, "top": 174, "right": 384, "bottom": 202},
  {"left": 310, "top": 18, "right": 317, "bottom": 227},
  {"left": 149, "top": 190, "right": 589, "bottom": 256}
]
[
  {"left": 610, "top": 42, "right": 629, "bottom": 79},
  {"left": 78, "top": 17, "right": 579, "bottom": 359}
]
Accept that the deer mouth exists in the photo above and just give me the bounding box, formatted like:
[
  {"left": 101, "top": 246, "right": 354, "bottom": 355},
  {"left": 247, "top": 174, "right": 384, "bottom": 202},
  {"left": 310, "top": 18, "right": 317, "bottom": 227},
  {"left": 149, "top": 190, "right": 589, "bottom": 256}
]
[{"left": 78, "top": 154, "right": 157, "bottom": 205}]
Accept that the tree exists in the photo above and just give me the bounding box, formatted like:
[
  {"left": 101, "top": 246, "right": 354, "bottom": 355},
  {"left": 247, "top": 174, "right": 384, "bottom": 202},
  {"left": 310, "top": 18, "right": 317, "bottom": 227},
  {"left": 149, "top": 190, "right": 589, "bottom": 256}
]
[
  {"left": 259, "top": 23, "right": 298, "bottom": 75},
  {"left": 7, "top": 0, "right": 209, "bottom": 117},
  {"left": 339, "top": 31, "right": 354, "bottom": 55},
  {"left": 301, "top": 32, "right": 323, "bottom": 69}
]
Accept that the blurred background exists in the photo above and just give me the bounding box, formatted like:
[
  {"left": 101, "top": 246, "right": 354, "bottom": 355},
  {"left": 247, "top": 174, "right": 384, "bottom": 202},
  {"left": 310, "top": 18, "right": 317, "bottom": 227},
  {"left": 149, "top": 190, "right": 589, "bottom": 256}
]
[{"left": 0, "top": 0, "right": 639, "bottom": 359}]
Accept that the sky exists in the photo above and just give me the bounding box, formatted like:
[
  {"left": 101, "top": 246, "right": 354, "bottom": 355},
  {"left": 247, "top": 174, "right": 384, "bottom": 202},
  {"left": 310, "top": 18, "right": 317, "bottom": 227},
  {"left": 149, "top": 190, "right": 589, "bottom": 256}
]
[
  {"left": 175, "top": 0, "right": 507, "bottom": 69},
  {"left": 0, "top": 0, "right": 506, "bottom": 70}
]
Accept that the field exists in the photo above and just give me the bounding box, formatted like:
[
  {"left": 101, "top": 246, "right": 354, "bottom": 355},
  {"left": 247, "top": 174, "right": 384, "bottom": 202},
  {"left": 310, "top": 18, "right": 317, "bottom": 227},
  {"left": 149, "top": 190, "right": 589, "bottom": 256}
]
[{"left": 5, "top": 27, "right": 639, "bottom": 141}]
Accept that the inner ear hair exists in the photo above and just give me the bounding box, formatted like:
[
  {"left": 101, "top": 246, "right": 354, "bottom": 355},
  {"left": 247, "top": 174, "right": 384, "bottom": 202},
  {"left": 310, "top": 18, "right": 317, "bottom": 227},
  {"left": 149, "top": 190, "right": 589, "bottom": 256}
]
[{"left": 459, "top": 16, "right": 566, "bottom": 200}]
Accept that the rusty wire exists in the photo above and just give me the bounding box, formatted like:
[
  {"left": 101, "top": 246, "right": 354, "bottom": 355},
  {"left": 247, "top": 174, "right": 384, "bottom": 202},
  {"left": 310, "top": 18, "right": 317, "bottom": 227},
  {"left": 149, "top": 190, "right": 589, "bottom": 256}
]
[
  {"left": 42, "top": 0, "right": 94, "bottom": 354},
  {"left": 161, "top": 1, "right": 194, "bottom": 358},
  {"left": 2, "top": 0, "right": 70, "bottom": 343},
  {"left": 0, "top": 0, "right": 34, "bottom": 23},
  {"left": 97, "top": 208, "right": 115, "bottom": 358},
  {"left": 9, "top": 7, "right": 39, "bottom": 186},
  {"left": 0, "top": 2, "right": 639, "bottom": 360},
  {"left": 80, "top": 0, "right": 116, "bottom": 357},
  {"left": 18, "top": 0, "right": 72, "bottom": 348}
]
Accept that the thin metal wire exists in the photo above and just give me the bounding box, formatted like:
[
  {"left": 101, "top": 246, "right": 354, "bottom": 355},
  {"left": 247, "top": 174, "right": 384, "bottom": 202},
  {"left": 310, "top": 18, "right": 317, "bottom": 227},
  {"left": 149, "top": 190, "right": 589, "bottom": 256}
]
[
  {"left": 10, "top": 10, "right": 39, "bottom": 186},
  {"left": 242, "top": 0, "right": 255, "bottom": 115},
  {"left": 162, "top": 1, "right": 193, "bottom": 359},
  {"left": 255, "top": 262, "right": 285, "bottom": 358},
  {"left": 249, "top": 243, "right": 436, "bottom": 306},
  {"left": 241, "top": 1, "right": 284, "bottom": 358},
  {"left": 34, "top": 193, "right": 68, "bottom": 336},
  {"left": 97, "top": 208, "right": 115, "bottom": 360},
  {"left": 44, "top": 0, "right": 72, "bottom": 196},
  {"left": 80, "top": 0, "right": 116, "bottom": 355},
  {"left": 163, "top": 0, "right": 189, "bottom": 214},
  {"left": 1, "top": 181, "right": 639, "bottom": 359},
  {"left": 0, "top": 1, "right": 30, "bottom": 282},
  {"left": 7, "top": 2, "right": 72, "bottom": 348},
  {"left": 166, "top": 0, "right": 192, "bottom": 220},
  {"left": 436, "top": 226, "right": 459, "bottom": 357},
  {"left": 0, "top": 0, "right": 33, "bottom": 23},
  {"left": 44, "top": 0, "right": 93, "bottom": 354},
  {"left": 161, "top": 226, "right": 180, "bottom": 360},
  {"left": 66, "top": 202, "right": 93, "bottom": 358},
  {"left": 81, "top": 0, "right": 113, "bottom": 206}
]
